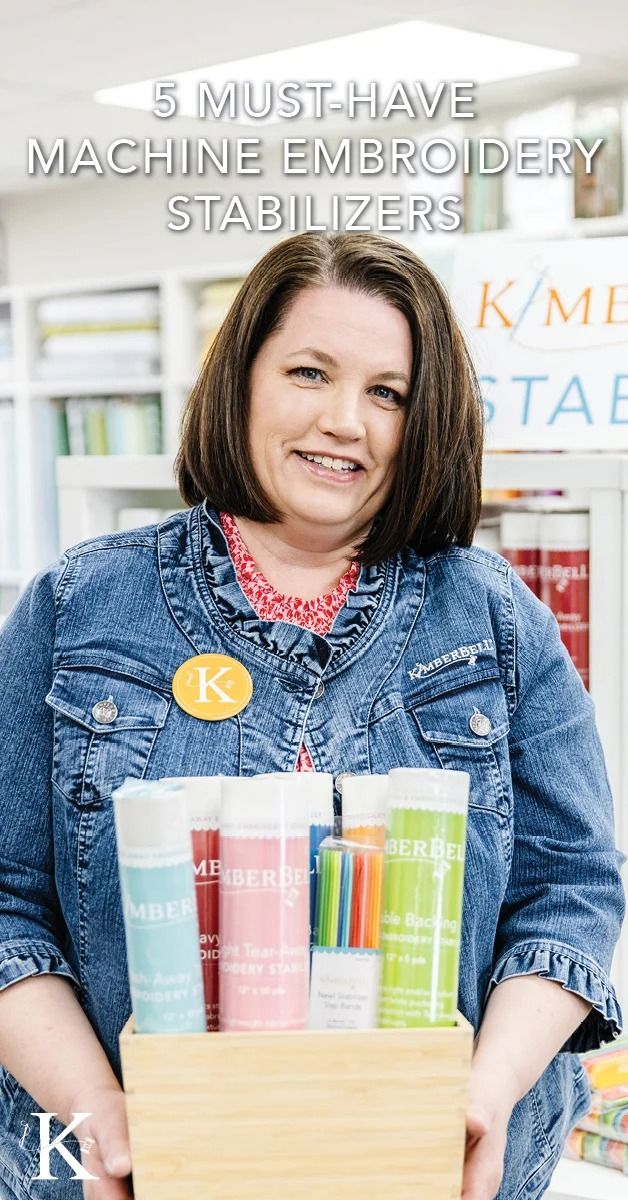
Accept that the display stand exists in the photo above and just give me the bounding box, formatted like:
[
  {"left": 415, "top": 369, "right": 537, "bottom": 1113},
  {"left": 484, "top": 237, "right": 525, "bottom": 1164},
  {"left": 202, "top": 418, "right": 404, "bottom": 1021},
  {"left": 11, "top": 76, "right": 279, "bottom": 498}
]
[{"left": 119, "top": 1014, "right": 473, "bottom": 1200}]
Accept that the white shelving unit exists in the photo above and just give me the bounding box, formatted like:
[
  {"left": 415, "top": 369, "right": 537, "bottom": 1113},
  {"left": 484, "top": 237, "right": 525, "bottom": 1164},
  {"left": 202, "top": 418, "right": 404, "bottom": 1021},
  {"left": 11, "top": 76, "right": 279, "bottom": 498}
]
[
  {"left": 548, "top": 1158, "right": 628, "bottom": 1200},
  {"left": 483, "top": 455, "right": 625, "bottom": 823},
  {"left": 0, "top": 259, "right": 254, "bottom": 613},
  {"left": 56, "top": 453, "right": 181, "bottom": 548}
]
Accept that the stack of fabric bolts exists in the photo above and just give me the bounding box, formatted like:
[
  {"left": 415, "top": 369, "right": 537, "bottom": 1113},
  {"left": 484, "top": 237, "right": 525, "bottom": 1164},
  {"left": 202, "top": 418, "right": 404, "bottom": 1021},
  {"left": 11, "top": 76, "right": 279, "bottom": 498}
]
[{"left": 565, "top": 1036, "right": 628, "bottom": 1173}]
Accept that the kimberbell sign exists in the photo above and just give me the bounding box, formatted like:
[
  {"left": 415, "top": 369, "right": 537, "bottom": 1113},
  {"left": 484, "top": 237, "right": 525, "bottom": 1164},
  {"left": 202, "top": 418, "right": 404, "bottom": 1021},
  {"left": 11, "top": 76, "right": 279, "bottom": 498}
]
[{"left": 450, "top": 237, "right": 628, "bottom": 450}]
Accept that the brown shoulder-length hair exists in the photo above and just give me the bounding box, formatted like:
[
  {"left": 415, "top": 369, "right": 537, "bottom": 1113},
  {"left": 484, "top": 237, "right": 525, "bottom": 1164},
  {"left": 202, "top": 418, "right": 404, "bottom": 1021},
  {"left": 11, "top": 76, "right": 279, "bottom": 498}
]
[{"left": 176, "top": 231, "right": 483, "bottom": 565}]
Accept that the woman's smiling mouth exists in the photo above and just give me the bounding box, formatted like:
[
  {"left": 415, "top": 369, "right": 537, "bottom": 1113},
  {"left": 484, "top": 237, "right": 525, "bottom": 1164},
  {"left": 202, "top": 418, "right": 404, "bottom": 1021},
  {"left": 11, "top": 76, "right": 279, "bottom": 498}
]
[{"left": 294, "top": 450, "right": 364, "bottom": 481}]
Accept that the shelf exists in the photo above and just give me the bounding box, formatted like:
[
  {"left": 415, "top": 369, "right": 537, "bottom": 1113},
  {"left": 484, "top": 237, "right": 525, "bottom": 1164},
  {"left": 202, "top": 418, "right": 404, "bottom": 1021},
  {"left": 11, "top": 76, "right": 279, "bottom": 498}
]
[
  {"left": 29, "top": 376, "right": 164, "bottom": 398},
  {"left": 56, "top": 454, "right": 178, "bottom": 491},
  {"left": 482, "top": 453, "right": 628, "bottom": 491},
  {"left": 446, "top": 216, "right": 628, "bottom": 244},
  {"left": 53, "top": 452, "right": 628, "bottom": 495},
  {"left": 8, "top": 261, "right": 253, "bottom": 302},
  {"left": 571, "top": 214, "right": 628, "bottom": 239},
  {"left": 14, "top": 274, "right": 162, "bottom": 298},
  {"left": 548, "top": 1157, "right": 627, "bottom": 1200}
]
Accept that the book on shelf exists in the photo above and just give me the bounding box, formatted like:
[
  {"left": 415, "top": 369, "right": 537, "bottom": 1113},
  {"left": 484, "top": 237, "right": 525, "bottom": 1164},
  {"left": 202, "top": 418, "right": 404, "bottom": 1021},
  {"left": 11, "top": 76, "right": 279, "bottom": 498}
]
[
  {"left": 83, "top": 401, "right": 108, "bottom": 456},
  {"left": 30, "top": 393, "right": 163, "bottom": 566},
  {"left": 64, "top": 398, "right": 86, "bottom": 455},
  {"left": 574, "top": 98, "right": 624, "bottom": 219},
  {"left": 53, "top": 400, "right": 70, "bottom": 456},
  {"left": 463, "top": 127, "right": 504, "bottom": 234},
  {"left": 59, "top": 395, "right": 162, "bottom": 456},
  {"left": 33, "top": 400, "right": 61, "bottom": 567},
  {"left": 35, "top": 288, "right": 161, "bottom": 380},
  {"left": 37, "top": 355, "right": 159, "bottom": 381},
  {"left": 196, "top": 278, "right": 244, "bottom": 362},
  {"left": 36, "top": 289, "right": 159, "bottom": 326},
  {"left": 40, "top": 331, "right": 160, "bottom": 357}
]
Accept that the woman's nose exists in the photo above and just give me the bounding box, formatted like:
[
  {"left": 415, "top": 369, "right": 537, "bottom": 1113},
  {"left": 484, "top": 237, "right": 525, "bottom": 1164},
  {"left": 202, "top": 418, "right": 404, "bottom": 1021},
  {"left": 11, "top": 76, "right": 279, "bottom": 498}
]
[{"left": 315, "top": 389, "right": 366, "bottom": 441}]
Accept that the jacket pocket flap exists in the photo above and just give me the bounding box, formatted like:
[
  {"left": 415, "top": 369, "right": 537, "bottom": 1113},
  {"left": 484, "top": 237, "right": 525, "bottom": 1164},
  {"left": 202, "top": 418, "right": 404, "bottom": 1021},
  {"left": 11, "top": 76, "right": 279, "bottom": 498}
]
[
  {"left": 411, "top": 677, "right": 510, "bottom": 747},
  {"left": 45, "top": 667, "right": 170, "bottom": 733}
]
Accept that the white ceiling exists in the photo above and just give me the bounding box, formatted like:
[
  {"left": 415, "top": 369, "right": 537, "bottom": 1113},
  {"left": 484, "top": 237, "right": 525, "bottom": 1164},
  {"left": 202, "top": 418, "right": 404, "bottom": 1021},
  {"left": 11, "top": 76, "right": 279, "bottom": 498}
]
[{"left": 2, "top": 0, "right": 628, "bottom": 195}]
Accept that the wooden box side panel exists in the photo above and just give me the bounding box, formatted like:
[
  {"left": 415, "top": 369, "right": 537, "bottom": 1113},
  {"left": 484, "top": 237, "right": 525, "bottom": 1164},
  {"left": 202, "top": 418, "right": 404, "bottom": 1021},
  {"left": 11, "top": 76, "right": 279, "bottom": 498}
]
[{"left": 121, "top": 1024, "right": 472, "bottom": 1200}]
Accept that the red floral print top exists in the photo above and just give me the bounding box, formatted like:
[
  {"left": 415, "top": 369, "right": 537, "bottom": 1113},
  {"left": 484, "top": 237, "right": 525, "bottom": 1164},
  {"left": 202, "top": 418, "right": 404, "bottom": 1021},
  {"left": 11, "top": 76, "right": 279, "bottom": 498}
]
[{"left": 220, "top": 511, "right": 359, "bottom": 770}]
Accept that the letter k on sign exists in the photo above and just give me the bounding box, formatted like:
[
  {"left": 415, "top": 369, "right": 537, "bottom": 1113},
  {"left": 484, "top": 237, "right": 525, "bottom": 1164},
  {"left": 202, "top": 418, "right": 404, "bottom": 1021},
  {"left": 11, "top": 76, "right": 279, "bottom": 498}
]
[{"left": 172, "top": 653, "right": 253, "bottom": 720}]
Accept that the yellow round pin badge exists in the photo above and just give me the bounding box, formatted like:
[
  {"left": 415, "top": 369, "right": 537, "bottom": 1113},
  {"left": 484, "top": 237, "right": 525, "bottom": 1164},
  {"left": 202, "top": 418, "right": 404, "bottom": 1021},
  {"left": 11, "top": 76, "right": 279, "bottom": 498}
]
[{"left": 172, "top": 654, "right": 253, "bottom": 721}]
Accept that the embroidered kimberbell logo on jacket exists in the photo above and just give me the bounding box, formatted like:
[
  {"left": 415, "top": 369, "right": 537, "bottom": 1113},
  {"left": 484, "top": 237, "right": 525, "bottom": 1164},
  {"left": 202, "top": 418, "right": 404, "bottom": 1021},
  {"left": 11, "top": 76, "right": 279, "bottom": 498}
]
[{"left": 408, "top": 639, "right": 495, "bottom": 680}]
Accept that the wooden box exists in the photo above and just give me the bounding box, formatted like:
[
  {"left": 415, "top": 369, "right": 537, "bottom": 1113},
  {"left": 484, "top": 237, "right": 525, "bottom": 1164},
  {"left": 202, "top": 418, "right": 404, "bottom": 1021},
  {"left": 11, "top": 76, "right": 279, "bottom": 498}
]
[{"left": 120, "top": 1014, "right": 473, "bottom": 1200}]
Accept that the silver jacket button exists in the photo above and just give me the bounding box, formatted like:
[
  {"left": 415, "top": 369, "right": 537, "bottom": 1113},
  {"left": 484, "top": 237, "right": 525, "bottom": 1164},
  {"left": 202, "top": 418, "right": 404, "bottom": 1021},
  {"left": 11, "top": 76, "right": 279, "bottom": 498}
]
[
  {"left": 334, "top": 771, "right": 356, "bottom": 794},
  {"left": 469, "top": 710, "right": 492, "bottom": 737},
  {"left": 92, "top": 698, "right": 118, "bottom": 725},
  {"left": 314, "top": 681, "right": 325, "bottom": 699}
]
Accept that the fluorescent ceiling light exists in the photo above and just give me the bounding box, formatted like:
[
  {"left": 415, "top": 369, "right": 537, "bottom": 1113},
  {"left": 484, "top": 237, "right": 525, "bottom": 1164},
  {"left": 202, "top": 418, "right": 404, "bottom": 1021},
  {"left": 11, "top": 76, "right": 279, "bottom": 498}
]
[{"left": 95, "top": 20, "right": 579, "bottom": 125}]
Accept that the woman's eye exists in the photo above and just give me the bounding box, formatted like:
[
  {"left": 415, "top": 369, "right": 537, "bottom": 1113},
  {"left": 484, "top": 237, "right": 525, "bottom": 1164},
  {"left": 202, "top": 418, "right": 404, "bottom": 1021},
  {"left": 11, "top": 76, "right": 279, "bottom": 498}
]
[
  {"left": 290, "top": 366, "right": 324, "bottom": 382},
  {"left": 371, "top": 384, "right": 405, "bottom": 406}
]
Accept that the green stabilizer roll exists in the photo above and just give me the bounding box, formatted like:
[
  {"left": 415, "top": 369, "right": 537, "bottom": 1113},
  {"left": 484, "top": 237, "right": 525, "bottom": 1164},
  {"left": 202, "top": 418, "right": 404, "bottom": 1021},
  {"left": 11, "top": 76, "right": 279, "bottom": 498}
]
[{"left": 378, "top": 768, "right": 469, "bottom": 1028}]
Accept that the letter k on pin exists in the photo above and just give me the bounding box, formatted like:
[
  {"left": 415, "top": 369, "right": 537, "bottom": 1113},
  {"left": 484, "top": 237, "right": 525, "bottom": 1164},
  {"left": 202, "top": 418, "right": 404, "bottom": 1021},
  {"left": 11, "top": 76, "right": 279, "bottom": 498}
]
[{"left": 172, "top": 653, "right": 253, "bottom": 720}]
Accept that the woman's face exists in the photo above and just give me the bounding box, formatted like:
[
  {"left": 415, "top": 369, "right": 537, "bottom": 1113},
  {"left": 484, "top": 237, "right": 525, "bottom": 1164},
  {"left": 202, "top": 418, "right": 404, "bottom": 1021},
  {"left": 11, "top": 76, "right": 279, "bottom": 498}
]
[{"left": 247, "top": 285, "right": 412, "bottom": 545}]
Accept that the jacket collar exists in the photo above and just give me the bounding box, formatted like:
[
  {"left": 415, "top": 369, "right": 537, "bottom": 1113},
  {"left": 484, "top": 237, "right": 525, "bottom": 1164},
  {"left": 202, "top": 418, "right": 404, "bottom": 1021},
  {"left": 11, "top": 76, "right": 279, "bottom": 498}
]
[{"left": 158, "top": 504, "right": 423, "bottom": 683}]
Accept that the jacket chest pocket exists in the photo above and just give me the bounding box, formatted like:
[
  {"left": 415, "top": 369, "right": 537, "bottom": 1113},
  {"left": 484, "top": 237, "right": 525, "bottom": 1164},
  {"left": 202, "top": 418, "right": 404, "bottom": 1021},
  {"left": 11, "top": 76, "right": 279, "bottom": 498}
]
[
  {"left": 407, "top": 672, "right": 512, "bottom": 821},
  {"left": 45, "top": 667, "right": 171, "bottom": 808}
]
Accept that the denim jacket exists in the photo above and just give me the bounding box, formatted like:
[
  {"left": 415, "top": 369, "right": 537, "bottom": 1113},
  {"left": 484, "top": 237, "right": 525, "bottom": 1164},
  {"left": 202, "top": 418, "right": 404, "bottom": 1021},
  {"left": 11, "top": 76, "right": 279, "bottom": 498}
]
[{"left": 0, "top": 503, "right": 624, "bottom": 1200}]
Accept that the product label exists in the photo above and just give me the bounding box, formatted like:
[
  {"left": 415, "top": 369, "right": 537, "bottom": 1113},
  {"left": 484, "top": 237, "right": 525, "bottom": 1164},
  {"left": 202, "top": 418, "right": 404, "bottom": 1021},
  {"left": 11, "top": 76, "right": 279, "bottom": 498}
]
[
  {"left": 192, "top": 828, "right": 220, "bottom": 1031},
  {"left": 309, "top": 948, "right": 381, "bottom": 1030},
  {"left": 379, "top": 806, "right": 466, "bottom": 1028},
  {"left": 503, "top": 547, "right": 541, "bottom": 598},
  {"left": 219, "top": 834, "right": 310, "bottom": 1031},
  {"left": 221, "top": 865, "right": 309, "bottom": 888},
  {"left": 540, "top": 548, "right": 589, "bottom": 688},
  {"left": 385, "top": 836, "right": 464, "bottom": 862},
  {"left": 123, "top": 896, "right": 195, "bottom": 923},
  {"left": 342, "top": 822, "right": 386, "bottom": 849},
  {"left": 120, "top": 861, "right": 206, "bottom": 1033}
]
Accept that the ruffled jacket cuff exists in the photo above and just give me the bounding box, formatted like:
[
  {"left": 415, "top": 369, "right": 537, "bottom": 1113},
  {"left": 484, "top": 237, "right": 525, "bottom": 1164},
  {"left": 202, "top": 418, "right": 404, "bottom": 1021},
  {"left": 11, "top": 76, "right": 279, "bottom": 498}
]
[
  {"left": 486, "top": 940, "right": 623, "bottom": 1053},
  {"left": 0, "top": 939, "right": 81, "bottom": 993}
]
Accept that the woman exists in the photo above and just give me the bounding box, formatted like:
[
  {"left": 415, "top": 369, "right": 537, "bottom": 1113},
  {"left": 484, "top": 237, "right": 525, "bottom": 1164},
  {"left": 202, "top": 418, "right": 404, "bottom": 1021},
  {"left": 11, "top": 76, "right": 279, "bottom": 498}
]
[{"left": 0, "top": 231, "right": 624, "bottom": 1200}]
